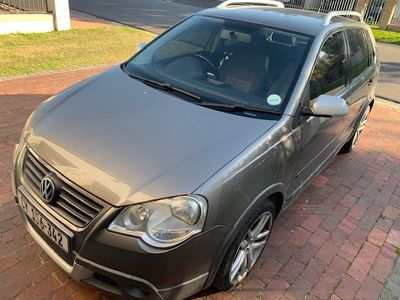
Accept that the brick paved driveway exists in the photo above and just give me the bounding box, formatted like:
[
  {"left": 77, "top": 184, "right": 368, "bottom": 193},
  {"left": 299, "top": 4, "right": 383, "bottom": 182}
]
[{"left": 0, "top": 68, "right": 399, "bottom": 300}]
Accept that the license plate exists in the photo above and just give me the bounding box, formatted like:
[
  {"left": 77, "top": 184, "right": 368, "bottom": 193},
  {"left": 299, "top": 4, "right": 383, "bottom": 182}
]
[{"left": 18, "top": 193, "right": 70, "bottom": 253}]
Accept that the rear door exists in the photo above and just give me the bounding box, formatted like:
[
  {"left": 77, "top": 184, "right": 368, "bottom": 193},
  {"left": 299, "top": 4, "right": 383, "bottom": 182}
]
[{"left": 344, "top": 28, "right": 376, "bottom": 136}]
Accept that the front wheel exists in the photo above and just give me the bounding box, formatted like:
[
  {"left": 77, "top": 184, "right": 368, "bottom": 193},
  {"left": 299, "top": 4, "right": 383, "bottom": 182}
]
[
  {"left": 340, "top": 105, "right": 371, "bottom": 153},
  {"left": 213, "top": 201, "right": 275, "bottom": 291}
]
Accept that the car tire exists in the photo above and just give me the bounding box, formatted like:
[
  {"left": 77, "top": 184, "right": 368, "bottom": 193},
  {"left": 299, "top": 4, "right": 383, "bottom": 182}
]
[
  {"left": 340, "top": 105, "right": 371, "bottom": 154},
  {"left": 213, "top": 200, "right": 275, "bottom": 291}
]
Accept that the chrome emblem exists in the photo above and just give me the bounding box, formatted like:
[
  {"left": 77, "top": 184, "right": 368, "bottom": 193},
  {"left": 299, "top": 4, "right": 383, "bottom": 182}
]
[{"left": 40, "top": 176, "right": 56, "bottom": 203}]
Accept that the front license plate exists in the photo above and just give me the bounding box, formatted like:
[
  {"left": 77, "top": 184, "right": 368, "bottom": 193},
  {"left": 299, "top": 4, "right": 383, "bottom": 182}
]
[{"left": 18, "top": 193, "right": 70, "bottom": 253}]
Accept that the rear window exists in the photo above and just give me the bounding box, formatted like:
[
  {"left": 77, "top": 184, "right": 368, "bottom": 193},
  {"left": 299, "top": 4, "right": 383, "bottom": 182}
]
[{"left": 346, "top": 29, "right": 369, "bottom": 79}]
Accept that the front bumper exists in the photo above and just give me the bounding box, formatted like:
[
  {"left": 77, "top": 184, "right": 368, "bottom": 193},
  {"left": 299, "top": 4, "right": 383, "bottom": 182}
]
[{"left": 15, "top": 185, "right": 231, "bottom": 299}]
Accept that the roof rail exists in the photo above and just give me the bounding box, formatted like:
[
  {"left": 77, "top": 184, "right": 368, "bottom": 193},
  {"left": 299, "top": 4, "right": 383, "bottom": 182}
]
[
  {"left": 217, "top": 0, "right": 285, "bottom": 9},
  {"left": 322, "top": 11, "right": 363, "bottom": 26}
]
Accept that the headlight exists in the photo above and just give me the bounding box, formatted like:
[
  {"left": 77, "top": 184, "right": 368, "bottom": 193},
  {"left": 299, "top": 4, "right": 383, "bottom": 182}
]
[{"left": 108, "top": 195, "right": 207, "bottom": 248}]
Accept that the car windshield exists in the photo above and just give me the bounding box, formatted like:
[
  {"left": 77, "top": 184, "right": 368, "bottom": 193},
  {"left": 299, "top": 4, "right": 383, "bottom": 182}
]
[{"left": 124, "top": 15, "right": 312, "bottom": 114}]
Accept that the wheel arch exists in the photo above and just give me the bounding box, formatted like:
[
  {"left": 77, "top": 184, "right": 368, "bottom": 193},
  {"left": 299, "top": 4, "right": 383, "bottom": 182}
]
[{"left": 203, "top": 183, "right": 287, "bottom": 289}]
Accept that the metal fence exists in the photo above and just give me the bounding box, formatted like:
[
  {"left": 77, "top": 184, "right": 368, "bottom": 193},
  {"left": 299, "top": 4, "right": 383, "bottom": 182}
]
[
  {"left": 283, "top": 0, "right": 305, "bottom": 9},
  {"left": 283, "top": 0, "right": 357, "bottom": 12},
  {"left": 364, "top": 0, "right": 386, "bottom": 25},
  {"left": 307, "top": 0, "right": 357, "bottom": 12},
  {"left": 0, "top": 0, "right": 49, "bottom": 14},
  {"left": 391, "top": 0, "right": 400, "bottom": 24}
]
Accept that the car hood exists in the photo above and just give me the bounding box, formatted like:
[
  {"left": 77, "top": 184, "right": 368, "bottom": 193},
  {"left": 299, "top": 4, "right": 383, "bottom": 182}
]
[{"left": 26, "top": 66, "right": 278, "bottom": 206}]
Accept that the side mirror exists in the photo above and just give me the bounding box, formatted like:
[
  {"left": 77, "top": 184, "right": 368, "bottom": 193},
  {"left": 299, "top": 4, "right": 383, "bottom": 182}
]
[
  {"left": 137, "top": 42, "right": 147, "bottom": 51},
  {"left": 303, "top": 95, "right": 349, "bottom": 118}
]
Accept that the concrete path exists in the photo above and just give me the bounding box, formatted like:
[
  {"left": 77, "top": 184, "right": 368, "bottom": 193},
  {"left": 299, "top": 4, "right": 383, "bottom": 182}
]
[{"left": 376, "top": 42, "right": 400, "bottom": 103}]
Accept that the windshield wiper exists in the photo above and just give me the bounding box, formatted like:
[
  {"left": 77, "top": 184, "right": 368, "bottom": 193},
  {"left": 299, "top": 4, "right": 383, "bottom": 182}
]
[
  {"left": 197, "top": 102, "right": 282, "bottom": 116},
  {"left": 125, "top": 71, "right": 202, "bottom": 101},
  {"left": 123, "top": 66, "right": 282, "bottom": 116}
]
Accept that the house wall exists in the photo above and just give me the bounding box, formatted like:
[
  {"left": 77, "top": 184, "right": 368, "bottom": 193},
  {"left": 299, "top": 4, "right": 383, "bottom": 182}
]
[{"left": 0, "top": 0, "right": 70, "bottom": 34}]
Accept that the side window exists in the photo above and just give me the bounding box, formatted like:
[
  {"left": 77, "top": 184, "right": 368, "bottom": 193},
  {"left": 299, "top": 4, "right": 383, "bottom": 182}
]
[
  {"left": 346, "top": 29, "right": 369, "bottom": 79},
  {"left": 310, "top": 32, "right": 346, "bottom": 100},
  {"left": 363, "top": 30, "right": 375, "bottom": 66}
]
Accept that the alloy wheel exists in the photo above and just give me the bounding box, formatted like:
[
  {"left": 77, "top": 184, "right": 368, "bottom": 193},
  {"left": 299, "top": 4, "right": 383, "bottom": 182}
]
[
  {"left": 229, "top": 211, "right": 273, "bottom": 286},
  {"left": 351, "top": 106, "right": 370, "bottom": 148}
]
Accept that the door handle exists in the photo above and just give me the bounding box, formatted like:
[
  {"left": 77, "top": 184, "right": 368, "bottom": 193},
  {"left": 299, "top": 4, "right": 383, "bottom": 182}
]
[{"left": 368, "top": 78, "right": 373, "bottom": 86}]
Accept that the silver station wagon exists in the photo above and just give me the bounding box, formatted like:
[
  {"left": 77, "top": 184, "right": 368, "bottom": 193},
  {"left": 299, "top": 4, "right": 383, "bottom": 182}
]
[{"left": 12, "top": 0, "right": 379, "bottom": 299}]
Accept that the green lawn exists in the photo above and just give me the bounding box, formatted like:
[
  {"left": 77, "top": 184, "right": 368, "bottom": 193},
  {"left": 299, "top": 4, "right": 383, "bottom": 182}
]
[
  {"left": 0, "top": 27, "right": 155, "bottom": 78},
  {"left": 372, "top": 28, "right": 400, "bottom": 45}
]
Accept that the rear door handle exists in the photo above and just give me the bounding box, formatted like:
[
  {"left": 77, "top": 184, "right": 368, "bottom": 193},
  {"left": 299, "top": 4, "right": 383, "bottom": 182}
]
[{"left": 368, "top": 78, "right": 373, "bottom": 86}]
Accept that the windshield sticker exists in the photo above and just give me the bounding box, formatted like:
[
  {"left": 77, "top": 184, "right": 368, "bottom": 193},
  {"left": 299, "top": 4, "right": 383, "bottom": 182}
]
[{"left": 267, "top": 94, "right": 282, "bottom": 106}]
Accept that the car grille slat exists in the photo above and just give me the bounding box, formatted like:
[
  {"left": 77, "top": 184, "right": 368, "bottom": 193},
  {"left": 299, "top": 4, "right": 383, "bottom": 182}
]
[
  {"left": 59, "top": 192, "right": 97, "bottom": 218},
  {"left": 25, "top": 160, "right": 45, "bottom": 181},
  {"left": 26, "top": 152, "right": 47, "bottom": 176},
  {"left": 56, "top": 200, "right": 91, "bottom": 225},
  {"left": 22, "top": 149, "right": 104, "bottom": 227},
  {"left": 24, "top": 168, "right": 41, "bottom": 190},
  {"left": 61, "top": 186, "right": 102, "bottom": 213}
]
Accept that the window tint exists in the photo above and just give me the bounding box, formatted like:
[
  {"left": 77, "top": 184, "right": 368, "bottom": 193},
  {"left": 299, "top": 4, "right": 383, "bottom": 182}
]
[
  {"left": 347, "top": 29, "right": 369, "bottom": 79},
  {"left": 310, "top": 32, "right": 346, "bottom": 100},
  {"left": 153, "top": 18, "right": 217, "bottom": 61},
  {"left": 126, "top": 16, "right": 312, "bottom": 114},
  {"left": 364, "top": 30, "right": 375, "bottom": 66}
]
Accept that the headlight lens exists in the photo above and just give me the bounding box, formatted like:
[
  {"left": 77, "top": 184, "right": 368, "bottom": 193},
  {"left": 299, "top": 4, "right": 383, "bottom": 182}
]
[{"left": 108, "top": 195, "right": 207, "bottom": 248}]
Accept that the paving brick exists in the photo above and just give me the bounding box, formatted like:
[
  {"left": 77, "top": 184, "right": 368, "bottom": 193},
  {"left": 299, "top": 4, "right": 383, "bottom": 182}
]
[
  {"left": 320, "top": 215, "right": 340, "bottom": 233},
  {"left": 261, "top": 277, "right": 289, "bottom": 300},
  {"left": 235, "top": 276, "right": 264, "bottom": 300},
  {"left": 309, "top": 228, "right": 330, "bottom": 248},
  {"left": 333, "top": 204, "right": 350, "bottom": 219},
  {"left": 367, "top": 228, "right": 387, "bottom": 247},
  {"left": 347, "top": 258, "right": 372, "bottom": 283},
  {"left": 357, "top": 275, "right": 384, "bottom": 300},
  {"left": 359, "top": 242, "right": 380, "bottom": 265},
  {"left": 302, "top": 258, "right": 326, "bottom": 285},
  {"left": 268, "top": 225, "right": 292, "bottom": 248},
  {"left": 375, "top": 217, "right": 394, "bottom": 233},
  {"left": 254, "top": 257, "right": 283, "bottom": 284},
  {"left": 287, "top": 227, "right": 311, "bottom": 248},
  {"left": 334, "top": 274, "right": 360, "bottom": 299},
  {"left": 270, "top": 242, "right": 297, "bottom": 265},
  {"left": 326, "top": 256, "right": 350, "bottom": 281},
  {"left": 315, "top": 242, "right": 339, "bottom": 266},
  {"left": 312, "top": 273, "right": 338, "bottom": 300},
  {"left": 278, "top": 258, "right": 305, "bottom": 284},
  {"left": 348, "top": 204, "right": 367, "bottom": 220},
  {"left": 301, "top": 215, "right": 322, "bottom": 232},
  {"left": 283, "top": 275, "right": 313, "bottom": 300},
  {"left": 348, "top": 226, "right": 369, "bottom": 248},
  {"left": 340, "top": 194, "right": 358, "bottom": 208},
  {"left": 370, "top": 255, "right": 395, "bottom": 284},
  {"left": 338, "top": 241, "right": 359, "bottom": 262},
  {"left": 386, "top": 228, "right": 400, "bottom": 248},
  {"left": 294, "top": 241, "right": 319, "bottom": 264}
]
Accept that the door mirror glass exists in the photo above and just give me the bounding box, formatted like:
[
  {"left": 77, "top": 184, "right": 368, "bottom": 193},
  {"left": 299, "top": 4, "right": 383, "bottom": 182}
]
[
  {"left": 137, "top": 42, "right": 147, "bottom": 51},
  {"left": 305, "top": 95, "right": 349, "bottom": 117}
]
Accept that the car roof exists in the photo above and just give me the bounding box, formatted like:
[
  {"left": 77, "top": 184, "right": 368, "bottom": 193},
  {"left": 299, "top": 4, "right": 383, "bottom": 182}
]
[{"left": 198, "top": 7, "right": 366, "bottom": 36}]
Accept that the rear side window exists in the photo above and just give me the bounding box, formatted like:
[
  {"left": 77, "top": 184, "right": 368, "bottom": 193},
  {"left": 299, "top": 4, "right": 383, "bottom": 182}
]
[
  {"left": 364, "top": 30, "right": 375, "bottom": 66},
  {"left": 310, "top": 31, "right": 346, "bottom": 100},
  {"left": 346, "top": 29, "right": 369, "bottom": 79}
]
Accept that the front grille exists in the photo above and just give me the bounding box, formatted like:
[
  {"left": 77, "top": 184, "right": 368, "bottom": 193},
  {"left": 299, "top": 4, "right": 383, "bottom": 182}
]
[{"left": 22, "top": 149, "right": 103, "bottom": 227}]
